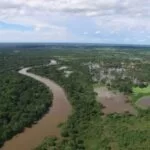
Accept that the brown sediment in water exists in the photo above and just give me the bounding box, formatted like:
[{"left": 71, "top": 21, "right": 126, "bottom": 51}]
[
  {"left": 94, "top": 87, "right": 137, "bottom": 115},
  {"left": 1, "top": 67, "right": 72, "bottom": 150},
  {"left": 136, "top": 96, "right": 150, "bottom": 109}
]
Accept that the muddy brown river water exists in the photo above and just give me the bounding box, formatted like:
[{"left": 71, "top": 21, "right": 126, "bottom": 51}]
[
  {"left": 94, "top": 87, "right": 137, "bottom": 115},
  {"left": 1, "top": 67, "right": 72, "bottom": 150}
]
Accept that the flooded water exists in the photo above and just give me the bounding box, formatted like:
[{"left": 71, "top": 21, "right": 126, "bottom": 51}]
[
  {"left": 136, "top": 96, "right": 150, "bottom": 109},
  {"left": 94, "top": 87, "right": 137, "bottom": 115},
  {"left": 1, "top": 67, "right": 72, "bottom": 150}
]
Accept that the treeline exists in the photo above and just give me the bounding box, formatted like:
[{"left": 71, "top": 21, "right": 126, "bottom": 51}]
[
  {"left": 0, "top": 52, "right": 51, "bottom": 73},
  {"left": 0, "top": 72, "right": 52, "bottom": 147},
  {"left": 108, "top": 77, "right": 133, "bottom": 94}
]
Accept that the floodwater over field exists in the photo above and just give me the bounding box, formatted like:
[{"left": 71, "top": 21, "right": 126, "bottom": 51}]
[
  {"left": 94, "top": 87, "right": 137, "bottom": 115},
  {"left": 136, "top": 96, "right": 150, "bottom": 109},
  {"left": 1, "top": 67, "right": 72, "bottom": 150}
]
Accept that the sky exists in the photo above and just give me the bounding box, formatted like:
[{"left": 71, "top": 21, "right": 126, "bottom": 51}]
[{"left": 0, "top": 0, "right": 150, "bottom": 44}]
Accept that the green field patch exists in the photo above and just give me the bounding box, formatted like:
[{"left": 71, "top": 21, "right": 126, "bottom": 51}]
[
  {"left": 132, "top": 85, "right": 150, "bottom": 102},
  {"left": 132, "top": 85, "right": 150, "bottom": 95}
]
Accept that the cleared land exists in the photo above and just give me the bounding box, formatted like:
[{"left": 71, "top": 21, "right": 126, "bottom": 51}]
[{"left": 94, "top": 87, "right": 137, "bottom": 115}]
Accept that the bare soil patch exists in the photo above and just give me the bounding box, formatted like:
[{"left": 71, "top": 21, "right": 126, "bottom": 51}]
[{"left": 94, "top": 87, "right": 137, "bottom": 115}]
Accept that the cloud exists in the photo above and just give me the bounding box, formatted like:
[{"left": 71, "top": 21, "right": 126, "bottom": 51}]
[
  {"left": 95, "top": 31, "right": 101, "bottom": 34},
  {"left": 0, "top": 0, "right": 150, "bottom": 44},
  {"left": 0, "top": 0, "right": 149, "bottom": 17},
  {"left": 83, "top": 32, "right": 88, "bottom": 35},
  {"left": 0, "top": 27, "right": 72, "bottom": 42}
]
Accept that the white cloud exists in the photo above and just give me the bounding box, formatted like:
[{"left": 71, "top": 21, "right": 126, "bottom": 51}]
[
  {"left": 0, "top": 24, "right": 72, "bottom": 42},
  {"left": 83, "top": 32, "right": 88, "bottom": 35},
  {"left": 1, "top": 1, "right": 149, "bottom": 19},
  {"left": 0, "top": 0, "right": 150, "bottom": 43},
  {"left": 0, "top": 1, "right": 149, "bottom": 24},
  {"left": 95, "top": 16, "right": 150, "bottom": 33},
  {"left": 95, "top": 31, "right": 101, "bottom": 34}
]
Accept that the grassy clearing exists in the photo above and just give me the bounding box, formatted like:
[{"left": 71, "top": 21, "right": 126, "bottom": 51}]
[
  {"left": 132, "top": 85, "right": 150, "bottom": 95},
  {"left": 132, "top": 93, "right": 150, "bottom": 102},
  {"left": 132, "top": 85, "right": 150, "bottom": 102}
]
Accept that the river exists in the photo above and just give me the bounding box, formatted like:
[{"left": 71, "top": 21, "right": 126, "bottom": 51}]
[{"left": 1, "top": 67, "right": 71, "bottom": 150}]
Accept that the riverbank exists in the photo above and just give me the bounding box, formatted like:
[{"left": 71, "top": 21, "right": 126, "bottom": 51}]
[
  {"left": 135, "top": 96, "right": 150, "bottom": 109},
  {"left": 1, "top": 67, "right": 71, "bottom": 150}
]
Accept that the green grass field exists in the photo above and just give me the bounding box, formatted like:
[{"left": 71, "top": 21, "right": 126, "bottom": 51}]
[
  {"left": 132, "top": 85, "right": 150, "bottom": 102},
  {"left": 132, "top": 85, "right": 150, "bottom": 95}
]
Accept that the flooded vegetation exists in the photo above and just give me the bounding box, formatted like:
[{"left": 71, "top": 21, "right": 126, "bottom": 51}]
[
  {"left": 136, "top": 96, "right": 150, "bottom": 109},
  {"left": 94, "top": 87, "right": 137, "bottom": 115}
]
